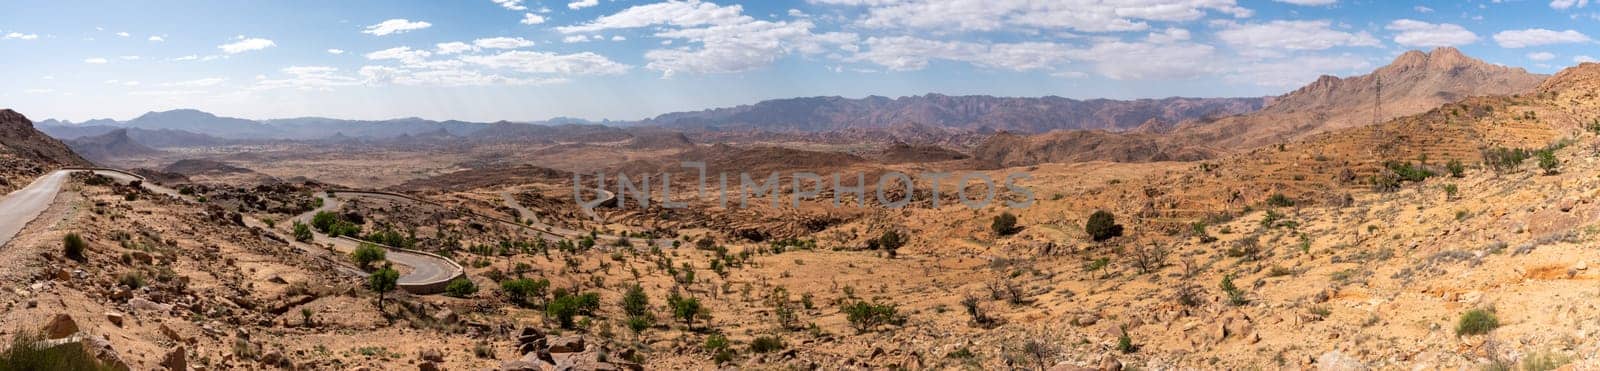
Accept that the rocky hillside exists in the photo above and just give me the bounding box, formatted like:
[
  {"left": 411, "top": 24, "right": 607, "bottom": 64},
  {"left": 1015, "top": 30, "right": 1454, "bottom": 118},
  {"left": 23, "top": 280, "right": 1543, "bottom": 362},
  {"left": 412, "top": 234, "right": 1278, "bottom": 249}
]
[
  {"left": 64, "top": 129, "right": 163, "bottom": 165},
  {"left": 0, "top": 109, "right": 90, "bottom": 193},
  {"left": 974, "top": 48, "right": 1546, "bottom": 167},
  {"left": 1170, "top": 47, "right": 1546, "bottom": 150},
  {"left": 642, "top": 94, "right": 1268, "bottom": 133}
]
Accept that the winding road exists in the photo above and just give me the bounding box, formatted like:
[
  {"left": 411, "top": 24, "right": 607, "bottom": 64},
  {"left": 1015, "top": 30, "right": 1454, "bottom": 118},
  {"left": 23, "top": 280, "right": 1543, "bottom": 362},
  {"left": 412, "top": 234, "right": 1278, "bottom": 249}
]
[
  {"left": 296, "top": 192, "right": 463, "bottom": 286},
  {"left": 0, "top": 168, "right": 460, "bottom": 293},
  {"left": 0, "top": 170, "right": 73, "bottom": 248}
]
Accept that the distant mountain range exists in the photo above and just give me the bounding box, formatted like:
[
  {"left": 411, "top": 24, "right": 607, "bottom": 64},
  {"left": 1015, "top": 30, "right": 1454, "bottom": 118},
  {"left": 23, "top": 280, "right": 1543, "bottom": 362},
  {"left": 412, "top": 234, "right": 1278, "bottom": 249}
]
[{"left": 37, "top": 93, "right": 1270, "bottom": 145}]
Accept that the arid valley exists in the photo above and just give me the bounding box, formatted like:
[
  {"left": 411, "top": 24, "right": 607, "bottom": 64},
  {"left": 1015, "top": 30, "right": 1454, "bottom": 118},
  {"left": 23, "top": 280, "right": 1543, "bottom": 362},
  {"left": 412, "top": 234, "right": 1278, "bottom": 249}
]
[{"left": 8, "top": 1, "right": 1600, "bottom": 370}]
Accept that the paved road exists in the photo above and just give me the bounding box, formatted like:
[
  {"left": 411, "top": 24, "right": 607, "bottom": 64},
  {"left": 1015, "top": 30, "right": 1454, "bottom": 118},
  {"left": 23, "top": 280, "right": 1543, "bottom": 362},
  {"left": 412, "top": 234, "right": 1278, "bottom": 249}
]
[
  {"left": 296, "top": 192, "right": 463, "bottom": 285},
  {"left": 0, "top": 170, "right": 72, "bottom": 247},
  {"left": 497, "top": 189, "right": 677, "bottom": 249}
]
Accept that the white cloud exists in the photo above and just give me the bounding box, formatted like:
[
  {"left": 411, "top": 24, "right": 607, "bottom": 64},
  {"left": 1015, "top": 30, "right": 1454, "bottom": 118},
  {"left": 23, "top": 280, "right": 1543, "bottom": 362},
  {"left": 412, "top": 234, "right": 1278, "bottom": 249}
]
[
  {"left": 1527, "top": 52, "right": 1556, "bottom": 61},
  {"left": 436, "top": 42, "right": 475, "bottom": 55},
  {"left": 562, "top": 1, "right": 857, "bottom": 76},
  {"left": 1068, "top": 39, "right": 1219, "bottom": 80},
  {"left": 816, "top": 0, "right": 1252, "bottom": 33},
  {"left": 1272, "top": 0, "right": 1336, "bottom": 5},
  {"left": 474, "top": 37, "right": 536, "bottom": 49},
  {"left": 1576, "top": 55, "right": 1598, "bottom": 63},
  {"left": 612, "top": 35, "right": 627, "bottom": 41},
  {"left": 254, "top": 66, "right": 361, "bottom": 91},
  {"left": 365, "top": 46, "right": 433, "bottom": 64},
  {"left": 147, "top": 35, "right": 164, "bottom": 42},
  {"left": 327, "top": 48, "right": 346, "bottom": 55},
  {"left": 493, "top": 0, "right": 527, "bottom": 11},
  {"left": 3, "top": 32, "right": 39, "bottom": 40},
  {"left": 172, "top": 55, "right": 199, "bottom": 61},
  {"left": 119, "top": 55, "right": 141, "bottom": 60},
  {"left": 461, "top": 50, "right": 631, "bottom": 75},
  {"left": 359, "top": 65, "right": 566, "bottom": 87},
  {"left": 84, "top": 58, "right": 109, "bottom": 64},
  {"left": 852, "top": 36, "right": 1070, "bottom": 71},
  {"left": 1492, "top": 29, "right": 1592, "bottom": 48},
  {"left": 1551, "top": 0, "right": 1589, "bottom": 10},
  {"left": 160, "top": 77, "right": 227, "bottom": 88},
  {"left": 521, "top": 13, "right": 546, "bottom": 25},
  {"left": 1413, "top": 5, "right": 1433, "bottom": 13},
  {"left": 362, "top": 19, "right": 432, "bottom": 36},
  {"left": 1386, "top": 19, "right": 1478, "bottom": 47},
  {"left": 1225, "top": 54, "right": 1370, "bottom": 87},
  {"left": 569, "top": 0, "right": 599, "bottom": 10},
  {"left": 1216, "top": 20, "right": 1379, "bottom": 56},
  {"left": 218, "top": 36, "right": 277, "bottom": 54},
  {"left": 115, "top": 31, "right": 130, "bottom": 37}
]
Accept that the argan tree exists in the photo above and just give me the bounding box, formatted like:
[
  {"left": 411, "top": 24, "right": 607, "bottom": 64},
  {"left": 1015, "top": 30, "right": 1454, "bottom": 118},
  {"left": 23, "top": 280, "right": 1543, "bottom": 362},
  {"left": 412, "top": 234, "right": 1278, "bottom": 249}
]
[{"left": 1086, "top": 210, "right": 1123, "bottom": 241}]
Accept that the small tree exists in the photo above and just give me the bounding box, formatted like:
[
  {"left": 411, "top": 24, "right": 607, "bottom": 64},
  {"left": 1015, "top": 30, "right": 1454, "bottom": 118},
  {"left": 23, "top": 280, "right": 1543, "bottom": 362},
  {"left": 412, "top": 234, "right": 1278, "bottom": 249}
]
[
  {"left": 350, "top": 243, "right": 386, "bottom": 270},
  {"left": 668, "top": 291, "right": 704, "bottom": 329},
  {"left": 622, "top": 284, "right": 650, "bottom": 317},
  {"left": 1219, "top": 274, "right": 1247, "bottom": 306},
  {"left": 1085, "top": 210, "right": 1123, "bottom": 241},
  {"left": 500, "top": 278, "right": 550, "bottom": 307},
  {"left": 876, "top": 229, "right": 905, "bottom": 258},
  {"left": 63, "top": 233, "right": 87, "bottom": 262},
  {"left": 368, "top": 265, "right": 399, "bottom": 314},
  {"left": 1538, "top": 149, "right": 1559, "bottom": 175},
  {"left": 842, "top": 300, "right": 903, "bottom": 333},
  {"left": 991, "top": 212, "right": 1019, "bottom": 236},
  {"left": 1128, "top": 243, "right": 1169, "bottom": 274},
  {"left": 1446, "top": 159, "right": 1466, "bottom": 178},
  {"left": 1456, "top": 309, "right": 1499, "bottom": 336},
  {"left": 1022, "top": 339, "right": 1056, "bottom": 371},
  {"left": 445, "top": 277, "right": 478, "bottom": 298},
  {"left": 292, "top": 221, "right": 313, "bottom": 242}
]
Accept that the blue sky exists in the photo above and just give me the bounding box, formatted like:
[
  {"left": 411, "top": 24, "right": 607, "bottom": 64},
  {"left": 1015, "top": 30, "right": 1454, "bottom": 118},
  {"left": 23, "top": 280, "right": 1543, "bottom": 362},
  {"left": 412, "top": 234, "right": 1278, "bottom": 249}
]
[{"left": 2, "top": 0, "right": 1597, "bottom": 122}]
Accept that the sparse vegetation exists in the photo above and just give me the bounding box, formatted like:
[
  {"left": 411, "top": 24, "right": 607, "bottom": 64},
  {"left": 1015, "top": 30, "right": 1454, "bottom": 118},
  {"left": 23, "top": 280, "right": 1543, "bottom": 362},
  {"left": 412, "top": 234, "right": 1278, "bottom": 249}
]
[
  {"left": 1086, "top": 210, "right": 1123, "bottom": 241},
  {"left": 444, "top": 277, "right": 478, "bottom": 298},
  {"left": 63, "top": 233, "right": 86, "bottom": 262},
  {"left": 991, "top": 212, "right": 1020, "bottom": 236},
  {"left": 1456, "top": 309, "right": 1499, "bottom": 336},
  {"left": 843, "top": 300, "right": 904, "bottom": 333},
  {"left": 350, "top": 243, "right": 387, "bottom": 270},
  {"left": 368, "top": 265, "right": 399, "bottom": 314}
]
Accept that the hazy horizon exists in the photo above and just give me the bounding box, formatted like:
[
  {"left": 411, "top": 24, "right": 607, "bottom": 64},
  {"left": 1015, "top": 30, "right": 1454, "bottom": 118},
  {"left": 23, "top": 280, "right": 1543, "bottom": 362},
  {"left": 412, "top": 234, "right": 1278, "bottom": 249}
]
[{"left": 5, "top": 0, "right": 1596, "bottom": 122}]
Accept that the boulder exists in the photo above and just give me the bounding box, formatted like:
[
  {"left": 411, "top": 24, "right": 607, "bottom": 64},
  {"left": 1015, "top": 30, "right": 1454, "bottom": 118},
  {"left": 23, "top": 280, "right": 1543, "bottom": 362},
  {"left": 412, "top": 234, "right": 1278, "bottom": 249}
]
[
  {"left": 547, "top": 335, "right": 586, "bottom": 353},
  {"left": 161, "top": 346, "right": 187, "bottom": 370},
  {"left": 1097, "top": 353, "right": 1123, "bottom": 371},
  {"left": 43, "top": 314, "right": 80, "bottom": 339},
  {"left": 1317, "top": 351, "right": 1367, "bottom": 371},
  {"left": 420, "top": 348, "right": 446, "bottom": 362},
  {"left": 130, "top": 297, "right": 174, "bottom": 313},
  {"left": 105, "top": 312, "right": 125, "bottom": 327},
  {"left": 419, "top": 362, "right": 441, "bottom": 371}
]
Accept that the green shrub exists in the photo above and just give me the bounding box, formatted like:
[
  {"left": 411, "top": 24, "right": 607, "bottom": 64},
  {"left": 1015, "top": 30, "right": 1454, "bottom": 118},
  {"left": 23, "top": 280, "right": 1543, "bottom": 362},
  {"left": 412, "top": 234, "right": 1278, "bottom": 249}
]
[
  {"left": 368, "top": 266, "right": 399, "bottom": 313},
  {"left": 500, "top": 278, "right": 550, "bottom": 307},
  {"left": 1219, "top": 274, "right": 1247, "bottom": 306},
  {"left": 0, "top": 331, "right": 120, "bottom": 371},
  {"left": 667, "top": 292, "right": 705, "bottom": 329},
  {"left": 350, "top": 243, "right": 386, "bottom": 270},
  {"left": 1456, "top": 309, "right": 1499, "bottom": 336},
  {"left": 1384, "top": 161, "right": 1435, "bottom": 182},
  {"left": 622, "top": 284, "right": 650, "bottom": 317},
  {"left": 1538, "top": 149, "right": 1559, "bottom": 175},
  {"left": 1266, "top": 193, "right": 1294, "bottom": 207},
  {"left": 444, "top": 278, "right": 478, "bottom": 298},
  {"left": 1482, "top": 147, "right": 1532, "bottom": 172},
  {"left": 63, "top": 233, "right": 87, "bottom": 262},
  {"left": 292, "top": 222, "right": 313, "bottom": 242},
  {"left": 749, "top": 336, "right": 785, "bottom": 353},
  {"left": 1085, "top": 210, "right": 1122, "bottom": 241},
  {"left": 1116, "top": 328, "right": 1136, "bottom": 353},
  {"left": 874, "top": 230, "right": 905, "bottom": 257},
  {"left": 842, "top": 300, "right": 904, "bottom": 333},
  {"left": 1446, "top": 159, "right": 1465, "bottom": 178},
  {"left": 626, "top": 315, "right": 653, "bottom": 333},
  {"left": 991, "top": 212, "right": 1019, "bottom": 236}
]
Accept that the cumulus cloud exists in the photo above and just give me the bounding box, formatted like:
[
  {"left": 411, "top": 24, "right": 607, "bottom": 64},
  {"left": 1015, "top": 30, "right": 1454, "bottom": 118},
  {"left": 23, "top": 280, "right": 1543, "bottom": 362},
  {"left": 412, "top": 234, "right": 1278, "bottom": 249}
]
[
  {"left": 84, "top": 57, "right": 109, "bottom": 64},
  {"left": 362, "top": 19, "right": 432, "bottom": 36},
  {"left": 3, "top": 32, "right": 38, "bottom": 40},
  {"left": 1215, "top": 20, "right": 1379, "bottom": 56},
  {"left": 492, "top": 0, "right": 527, "bottom": 11},
  {"left": 852, "top": 36, "right": 1068, "bottom": 71},
  {"left": 436, "top": 42, "right": 475, "bottom": 55},
  {"left": 148, "top": 36, "right": 165, "bottom": 42},
  {"left": 365, "top": 46, "right": 433, "bottom": 64},
  {"left": 1527, "top": 52, "right": 1556, "bottom": 61},
  {"left": 1225, "top": 55, "right": 1370, "bottom": 87},
  {"left": 1272, "top": 0, "right": 1336, "bottom": 5},
  {"left": 160, "top": 77, "right": 227, "bottom": 88},
  {"left": 1386, "top": 19, "right": 1478, "bottom": 47},
  {"left": 814, "top": 0, "right": 1251, "bottom": 33},
  {"left": 474, "top": 37, "right": 536, "bottom": 49},
  {"left": 327, "top": 49, "right": 346, "bottom": 55},
  {"left": 569, "top": 0, "right": 599, "bottom": 10},
  {"left": 461, "top": 50, "right": 630, "bottom": 75},
  {"left": 218, "top": 36, "right": 276, "bottom": 54},
  {"left": 1577, "top": 55, "right": 1598, "bottom": 63},
  {"left": 1551, "top": 0, "right": 1589, "bottom": 10},
  {"left": 1493, "top": 29, "right": 1592, "bottom": 48},
  {"left": 561, "top": 1, "right": 856, "bottom": 76},
  {"left": 521, "top": 13, "right": 546, "bottom": 25},
  {"left": 255, "top": 66, "right": 361, "bottom": 90}
]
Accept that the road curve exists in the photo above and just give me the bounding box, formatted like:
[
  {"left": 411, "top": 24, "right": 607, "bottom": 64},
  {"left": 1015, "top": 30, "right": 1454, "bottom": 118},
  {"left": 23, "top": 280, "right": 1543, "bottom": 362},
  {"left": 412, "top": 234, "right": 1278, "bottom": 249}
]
[
  {"left": 297, "top": 192, "right": 464, "bottom": 287},
  {"left": 0, "top": 170, "right": 73, "bottom": 248}
]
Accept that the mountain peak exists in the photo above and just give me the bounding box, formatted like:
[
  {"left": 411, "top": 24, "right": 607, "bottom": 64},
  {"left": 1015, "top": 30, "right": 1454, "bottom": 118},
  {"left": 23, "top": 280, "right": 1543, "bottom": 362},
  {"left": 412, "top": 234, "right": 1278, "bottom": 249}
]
[
  {"left": 0, "top": 109, "right": 29, "bottom": 126},
  {"left": 1384, "top": 47, "right": 1483, "bottom": 72}
]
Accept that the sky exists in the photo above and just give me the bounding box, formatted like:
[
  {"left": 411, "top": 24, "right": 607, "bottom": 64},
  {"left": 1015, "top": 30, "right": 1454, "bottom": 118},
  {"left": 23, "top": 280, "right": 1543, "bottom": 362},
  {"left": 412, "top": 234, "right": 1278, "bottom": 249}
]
[{"left": 2, "top": 0, "right": 1598, "bottom": 122}]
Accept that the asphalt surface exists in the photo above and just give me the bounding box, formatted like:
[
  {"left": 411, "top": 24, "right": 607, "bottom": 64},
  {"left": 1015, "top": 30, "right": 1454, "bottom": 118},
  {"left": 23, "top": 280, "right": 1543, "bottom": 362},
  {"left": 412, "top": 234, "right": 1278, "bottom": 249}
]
[
  {"left": 0, "top": 170, "right": 71, "bottom": 248},
  {"left": 297, "top": 192, "right": 462, "bottom": 285}
]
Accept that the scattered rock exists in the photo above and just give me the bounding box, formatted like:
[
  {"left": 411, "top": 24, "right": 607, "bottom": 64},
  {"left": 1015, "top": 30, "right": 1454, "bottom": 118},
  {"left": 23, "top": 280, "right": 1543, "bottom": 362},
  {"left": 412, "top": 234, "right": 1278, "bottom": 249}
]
[
  {"left": 1098, "top": 353, "right": 1123, "bottom": 371},
  {"left": 1317, "top": 351, "right": 1367, "bottom": 371},
  {"left": 43, "top": 313, "right": 80, "bottom": 339},
  {"left": 162, "top": 346, "right": 187, "bottom": 370},
  {"left": 129, "top": 297, "right": 174, "bottom": 313},
  {"left": 547, "top": 335, "right": 586, "bottom": 353},
  {"left": 1074, "top": 314, "right": 1099, "bottom": 326},
  {"left": 420, "top": 348, "right": 445, "bottom": 362},
  {"left": 105, "top": 312, "right": 125, "bottom": 327}
]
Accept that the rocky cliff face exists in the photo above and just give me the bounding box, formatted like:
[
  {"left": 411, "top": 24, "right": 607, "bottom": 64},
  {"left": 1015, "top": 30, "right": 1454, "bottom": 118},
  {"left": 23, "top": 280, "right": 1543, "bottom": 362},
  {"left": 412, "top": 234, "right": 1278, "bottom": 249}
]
[
  {"left": 0, "top": 109, "right": 90, "bottom": 192},
  {"left": 65, "top": 128, "right": 162, "bottom": 165}
]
